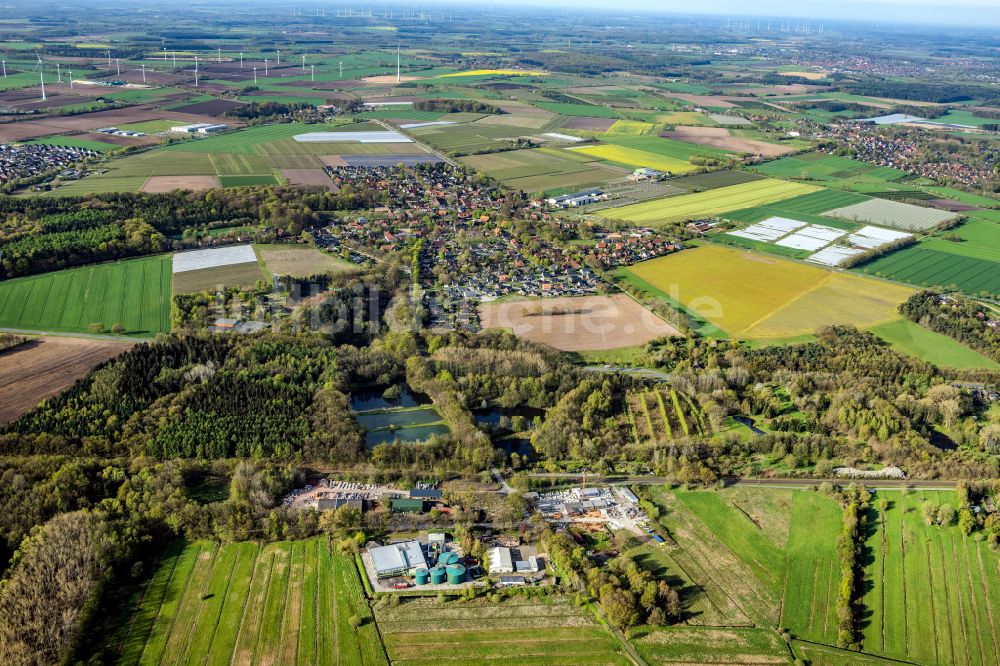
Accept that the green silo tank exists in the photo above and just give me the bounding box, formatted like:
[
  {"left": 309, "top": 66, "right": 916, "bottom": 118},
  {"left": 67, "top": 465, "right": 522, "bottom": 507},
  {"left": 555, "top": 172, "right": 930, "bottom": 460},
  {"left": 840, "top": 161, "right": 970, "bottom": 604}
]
[
  {"left": 446, "top": 563, "right": 466, "bottom": 585},
  {"left": 414, "top": 568, "right": 429, "bottom": 585},
  {"left": 429, "top": 566, "right": 447, "bottom": 585}
]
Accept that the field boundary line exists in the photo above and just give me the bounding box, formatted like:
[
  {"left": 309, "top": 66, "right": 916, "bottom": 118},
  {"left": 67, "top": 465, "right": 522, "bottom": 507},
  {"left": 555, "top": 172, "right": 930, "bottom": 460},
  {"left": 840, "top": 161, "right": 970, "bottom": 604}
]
[
  {"left": 899, "top": 517, "right": 908, "bottom": 651},
  {"left": 116, "top": 547, "right": 176, "bottom": 663},
  {"left": 879, "top": 508, "right": 886, "bottom": 654},
  {"left": 148, "top": 542, "right": 203, "bottom": 666}
]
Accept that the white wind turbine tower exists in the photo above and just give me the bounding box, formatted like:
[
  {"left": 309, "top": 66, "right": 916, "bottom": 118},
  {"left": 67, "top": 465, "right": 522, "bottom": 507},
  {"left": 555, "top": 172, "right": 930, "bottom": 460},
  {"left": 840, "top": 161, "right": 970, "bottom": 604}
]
[
  {"left": 172, "top": 51, "right": 176, "bottom": 67},
  {"left": 56, "top": 63, "right": 61, "bottom": 83},
  {"left": 218, "top": 48, "right": 222, "bottom": 63},
  {"left": 2, "top": 60, "right": 6, "bottom": 79},
  {"left": 194, "top": 56, "right": 199, "bottom": 86},
  {"left": 301, "top": 54, "right": 305, "bottom": 72},
  {"left": 310, "top": 64, "right": 314, "bottom": 81},
  {"left": 240, "top": 52, "right": 243, "bottom": 67},
  {"left": 116, "top": 58, "right": 120, "bottom": 76},
  {"left": 107, "top": 50, "right": 111, "bottom": 66},
  {"left": 253, "top": 66, "right": 257, "bottom": 84},
  {"left": 38, "top": 58, "right": 46, "bottom": 101},
  {"left": 142, "top": 63, "right": 146, "bottom": 83},
  {"left": 264, "top": 59, "right": 268, "bottom": 75},
  {"left": 277, "top": 50, "right": 280, "bottom": 65},
  {"left": 68, "top": 70, "right": 73, "bottom": 88}
]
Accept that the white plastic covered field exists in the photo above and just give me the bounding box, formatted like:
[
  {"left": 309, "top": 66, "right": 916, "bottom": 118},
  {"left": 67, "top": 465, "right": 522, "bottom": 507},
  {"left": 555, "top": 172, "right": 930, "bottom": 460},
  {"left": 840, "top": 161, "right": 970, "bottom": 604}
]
[{"left": 172, "top": 245, "right": 258, "bottom": 273}]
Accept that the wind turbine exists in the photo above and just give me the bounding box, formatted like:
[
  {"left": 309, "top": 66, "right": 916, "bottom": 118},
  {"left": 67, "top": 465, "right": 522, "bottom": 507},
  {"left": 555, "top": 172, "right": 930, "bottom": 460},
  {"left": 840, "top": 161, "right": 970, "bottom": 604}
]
[
  {"left": 218, "top": 48, "right": 221, "bottom": 63},
  {"left": 339, "top": 61, "right": 342, "bottom": 77},
  {"left": 56, "top": 63, "right": 61, "bottom": 83},
  {"left": 116, "top": 58, "right": 120, "bottom": 76},
  {"left": 194, "top": 56, "right": 199, "bottom": 87},
  {"left": 310, "top": 64, "right": 314, "bottom": 81},
  {"left": 172, "top": 51, "right": 176, "bottom": 67},
  {"left": 253, "top": 66, "right": 257, "bottom": 84},
  {"left": 68, "top": 70, "right": 73, "bottom": 88},
  {"left": 107, "top": 50, "right": 111, "bottom": 66},
  {"left": 2, "top": 60, "right": 6, "bottom": 79},
  {"left": 277, "top": 50, "right": 280, "bottom": 65},
  {"left": 141, "top": 63, "right": 146, "bottom": 83},
  {"left": 264, "top": 59, "right": 268, "bottom": 75},
  {"left": 301, "top": 54, "right": 305, "bottom": 72},
  {"left": 38, "top": 59, "right": 45, "bottom": 101},
  {"left": 240, "top": 52, "right": 243, "bottom": 67}
]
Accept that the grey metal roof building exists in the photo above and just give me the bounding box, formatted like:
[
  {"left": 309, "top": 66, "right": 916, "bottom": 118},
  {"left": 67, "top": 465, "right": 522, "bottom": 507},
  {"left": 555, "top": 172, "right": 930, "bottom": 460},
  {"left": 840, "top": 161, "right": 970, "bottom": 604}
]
[{"left": 369, "top": 541, "right": 428, "bottom": 579}]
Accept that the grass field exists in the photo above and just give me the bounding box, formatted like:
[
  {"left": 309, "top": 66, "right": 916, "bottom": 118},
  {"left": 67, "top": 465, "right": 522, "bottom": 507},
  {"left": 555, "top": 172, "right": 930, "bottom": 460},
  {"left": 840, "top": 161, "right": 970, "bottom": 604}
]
[
  {"left": 754, "top": 154, "right": 907, "bottom": 183},
  {"left": 780, "top": 492, "right": 843, "bottom": 645},
  {"left": 858, "top": 246, "right": 1000, "bottom": 296},
  {"left": 870, "top": 319, "right": 999, "bottom": 369},
  {"left": 861, "top": 490, "right": 1000, "bottom": 665},
  {"left": 625, "top": 246, "right": 911, "bottom": 339},
  {"left": 113, "top": 539, "right": 387, "bottom": 666},
  {"left": 601, "top": 179, "right": 820, "bottom": 225},
  {"left": 630, "top": 626, "right": 788, "bottom": 665},
  {"left": 376, "top": 595, "right": 631, "bottom": 666},
  {"left": 409, "top": 122, "right": 542, "bottom": 154},
  {"left": 256, "top": 244, "right": 359, "bottom": 278},
  {"left": 534, "top": 101, "right": 618, "bottom": 118},
  {"left": 569, "top": 144, "right": 698, "bottom": 174},
  {"left": 172, "top": 261, "right": 265, "bottom": 294},
  {"left": 0, "top": 255, "right": 171, "bottom": 336},
  {"left": 921, "top": 217, "right": 1000, "bottom": 263}
]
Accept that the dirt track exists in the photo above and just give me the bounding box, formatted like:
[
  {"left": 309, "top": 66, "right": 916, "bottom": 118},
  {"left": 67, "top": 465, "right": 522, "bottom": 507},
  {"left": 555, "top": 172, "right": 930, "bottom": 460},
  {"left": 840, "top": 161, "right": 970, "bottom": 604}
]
[{"left": 0, "top": 337, "right": 134, "bottom": 424}]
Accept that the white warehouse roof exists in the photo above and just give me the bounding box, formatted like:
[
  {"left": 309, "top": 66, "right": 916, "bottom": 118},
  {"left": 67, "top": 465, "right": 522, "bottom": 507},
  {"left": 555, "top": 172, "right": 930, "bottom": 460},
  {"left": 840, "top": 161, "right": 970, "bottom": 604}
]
[
  {"left": 487, "top": 546, "right": 514, "bottom": 574},
  {"left": 370, "top": 541, "right": 427, "bottom": 575}
]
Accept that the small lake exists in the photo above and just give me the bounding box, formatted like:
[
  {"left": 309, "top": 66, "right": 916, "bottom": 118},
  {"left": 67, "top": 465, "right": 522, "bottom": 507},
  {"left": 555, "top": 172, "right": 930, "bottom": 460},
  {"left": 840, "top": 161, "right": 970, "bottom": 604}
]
[
  {"left": 351, "top": 385, "right": 431, "bottom": 412},
  {"left": 472, "top": 406, "right": 545, "bottom": 430},
  {"left": 365, "top": 424, "right": 450, "bottom": 448},
  {"left": 355, "top": 407, "right": 442, "bottom": 431},
  {"left": 496, "top": 436, "right": 536, "bottom": 460}
]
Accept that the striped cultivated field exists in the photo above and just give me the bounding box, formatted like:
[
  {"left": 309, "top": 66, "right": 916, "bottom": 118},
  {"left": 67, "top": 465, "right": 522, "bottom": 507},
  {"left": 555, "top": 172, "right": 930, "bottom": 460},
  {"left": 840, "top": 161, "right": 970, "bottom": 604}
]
[
  {"left": 861, "top": 491, "right": 1000, "bottom": 666},
  {"left": 376, "top": 595, "right": 631, "bottom": 666},
  {"left": 115, "top": 539, "right": 386, "bottom": 666},
  {"left": 0, "top": 255, "right": 171, "bottom": 336},
  {"left": 858, "top": 246, "right": 1000, "bottom": 296}
]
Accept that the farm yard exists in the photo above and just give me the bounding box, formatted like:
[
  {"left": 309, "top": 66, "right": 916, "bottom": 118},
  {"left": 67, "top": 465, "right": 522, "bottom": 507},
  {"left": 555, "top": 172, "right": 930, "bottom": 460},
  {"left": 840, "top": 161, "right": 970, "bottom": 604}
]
[
  {"left": 477, "top": 295, "right": 679, "bottom": 351},
  {"left": 112, "top": 539, "right": 387, "bottom": 666},
  {"left": 623, "top": 245, "right": 912, "bottom": 339},
  {"left": 376, "top": 595, "right": 631, "bottom": 666},
  {"left": 0, "top": 255, "right": 171, "bottom": 336},
  {"left": 0, "top": 336, "right": 134, "bottom": 424}
]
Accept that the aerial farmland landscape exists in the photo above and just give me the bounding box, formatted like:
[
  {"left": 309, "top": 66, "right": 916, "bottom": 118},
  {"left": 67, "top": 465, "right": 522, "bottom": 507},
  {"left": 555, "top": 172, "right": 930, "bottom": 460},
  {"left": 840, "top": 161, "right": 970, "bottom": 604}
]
[{"left": 1, "top": 1, "right": 1000, "bottom": 665}]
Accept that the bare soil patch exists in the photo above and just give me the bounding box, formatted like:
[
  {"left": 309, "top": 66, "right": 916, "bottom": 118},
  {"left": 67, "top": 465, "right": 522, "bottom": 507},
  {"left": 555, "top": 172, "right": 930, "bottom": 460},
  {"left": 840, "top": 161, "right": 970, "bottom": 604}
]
[
  {"left": 662, "top": 126, "right": 794, "bottom": 157},
  {"left": 560, "top": 116, "right": 616, "bottom": 131},
  {"left": 319, "top": 155, "right": 348, "bottom": 167},
  {"left": 0, "top": 104, "right": 233, "bottom": 141},
  {"left": 0, "top": 337, "right": 133, "bottom": 424},
  {"left": 362, "top": 75, "right": 419, "bottom": 84},
  {"left": 281, "top": 169, "right": 335, "bottom": 191},
  {"left": 170, "top": 98, "right": 244, "bottom": 116},
  {"left": 478, "top": 294, "right": 679, "bottom": 351},
  {"left": 142, "top": 175, "right": 220, "bottom": 192}
]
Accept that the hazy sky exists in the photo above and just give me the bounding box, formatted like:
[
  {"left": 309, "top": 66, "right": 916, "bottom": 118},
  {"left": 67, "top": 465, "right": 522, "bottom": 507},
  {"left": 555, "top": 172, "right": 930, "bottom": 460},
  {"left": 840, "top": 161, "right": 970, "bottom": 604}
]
[{"left": 474, "top": 0, "right": 1000, "bottom": 27}]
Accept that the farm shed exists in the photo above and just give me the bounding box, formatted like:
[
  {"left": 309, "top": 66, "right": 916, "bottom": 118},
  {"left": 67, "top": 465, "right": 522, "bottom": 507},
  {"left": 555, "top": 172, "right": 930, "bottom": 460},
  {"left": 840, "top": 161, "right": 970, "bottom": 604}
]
[
  {"left": 488, "top": 546, "right": 514, "bottom": 574},
  {"left": 317, "top": 498, "right": 363, "bottom": 512},
  {"left": 391, "top": 498, "right": 425, "bottom": 513},
  {"left": 370, "top": 541, "right": 428, "bottom": 578}
]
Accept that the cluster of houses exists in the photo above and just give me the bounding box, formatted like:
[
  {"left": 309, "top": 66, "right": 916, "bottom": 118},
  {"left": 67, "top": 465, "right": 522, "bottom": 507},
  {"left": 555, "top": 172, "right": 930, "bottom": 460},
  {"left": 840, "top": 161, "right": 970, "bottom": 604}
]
[
  {"left": 590, "top": 229, "right": 683, "bottom": 269},
  {"left": 0, "top": 142, "right": 100, "bottom": 184}
]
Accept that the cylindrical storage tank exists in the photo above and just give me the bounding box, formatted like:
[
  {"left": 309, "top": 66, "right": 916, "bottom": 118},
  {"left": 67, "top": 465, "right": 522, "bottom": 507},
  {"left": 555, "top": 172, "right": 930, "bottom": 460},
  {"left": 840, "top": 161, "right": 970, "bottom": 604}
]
[
  {"left": 414, "top": 568, "right": 429, "bottom": 585},
  {"left": 445, "top": 552, "right": 459, "bottom": 565},
  {"left": 446, "top": 563, "right": 466, "bottom": 585},
  {"left": 429, "top": 566, "right": 446, "bottom": 585},
  {"left": 437, "top": 553, "right": 450, "bottom": 567}
]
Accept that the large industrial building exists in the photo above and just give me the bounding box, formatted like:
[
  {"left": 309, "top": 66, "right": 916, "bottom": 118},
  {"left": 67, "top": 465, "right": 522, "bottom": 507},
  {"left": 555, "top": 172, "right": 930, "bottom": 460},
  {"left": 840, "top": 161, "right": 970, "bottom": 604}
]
[
  {"left": 369, "top": 541, "right": 428, "bottom": 579},
  {"left": 487, "top": 546, "right": 514, "bottom": 574}
]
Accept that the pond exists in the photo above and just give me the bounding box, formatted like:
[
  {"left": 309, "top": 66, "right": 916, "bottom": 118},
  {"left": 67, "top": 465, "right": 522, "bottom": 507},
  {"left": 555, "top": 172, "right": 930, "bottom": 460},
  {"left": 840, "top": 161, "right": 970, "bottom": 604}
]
[
  {"left": 472, "top": 406, "right": 545, "bottom": 431},
  {"left": 365, "top": 424, "right": 451, "bottom": 448},
  {"left": 496, "top": 436, "right": 536, "bottom": 460},
  {"left": 355, "top": 407, "right": 443, "bottom": 431},
  {"left": 350, "top": 385, "right": 431, "bottom": 412}
]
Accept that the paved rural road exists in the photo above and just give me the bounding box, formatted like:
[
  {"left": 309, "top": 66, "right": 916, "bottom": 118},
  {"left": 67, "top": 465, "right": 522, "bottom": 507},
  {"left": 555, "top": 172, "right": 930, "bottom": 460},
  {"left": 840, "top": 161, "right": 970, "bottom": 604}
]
[
  {"left": 583, "top": 365, "right": 672, "bottom": 382},
  {"left": 525, "top": 472, "right": 960, "bottom": 491},
  {"left": 0, "top": 327, "right": 155, "bottom": 342}
]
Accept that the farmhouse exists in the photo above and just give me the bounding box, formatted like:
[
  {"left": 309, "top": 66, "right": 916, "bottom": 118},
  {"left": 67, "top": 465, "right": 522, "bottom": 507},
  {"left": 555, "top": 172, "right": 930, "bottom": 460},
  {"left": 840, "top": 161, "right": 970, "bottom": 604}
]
[
  {"left": 370, "top": 541, "right": 428, "bottom": 579},
  {"left": 487, "top": 546, "right": 515, "bottom": 574}
]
